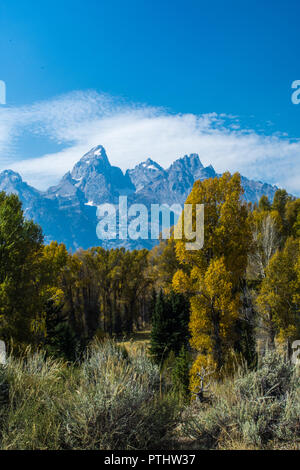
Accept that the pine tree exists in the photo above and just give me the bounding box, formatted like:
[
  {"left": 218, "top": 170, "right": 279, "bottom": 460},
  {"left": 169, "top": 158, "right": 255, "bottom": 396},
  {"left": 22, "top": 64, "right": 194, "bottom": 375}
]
[
  {"left": 44, "top": 300, "right": 80, "bottom": 361},
  {"left": 149, "top": 290, "right": 190, "bottom": 365},
  {"left": 150, "top": 291, "right": 170, "bottom": 365},
  {"left": 172, "top": 345, "right": 191, "bottom": 401}
]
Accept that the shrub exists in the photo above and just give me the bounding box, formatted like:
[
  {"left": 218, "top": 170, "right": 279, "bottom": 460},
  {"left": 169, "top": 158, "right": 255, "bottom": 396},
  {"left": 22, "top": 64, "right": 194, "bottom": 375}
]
[
  {"left": 0, "top": 341, "right": 178, "bottom": 450},
  {"left": 60, "top": 341, "right": 174, "bottom": 449},
  {"left": 182, "top": 351, "right": 300, "bottom": 449}
]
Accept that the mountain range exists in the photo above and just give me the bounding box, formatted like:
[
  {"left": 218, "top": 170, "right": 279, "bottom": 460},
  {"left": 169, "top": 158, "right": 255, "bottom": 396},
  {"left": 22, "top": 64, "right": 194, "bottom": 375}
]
[{"left": 0, "top": 145, "right": 278, "bottom": 250}]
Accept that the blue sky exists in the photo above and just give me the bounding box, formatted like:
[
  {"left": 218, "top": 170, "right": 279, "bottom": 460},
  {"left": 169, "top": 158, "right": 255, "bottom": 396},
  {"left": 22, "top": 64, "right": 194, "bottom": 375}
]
[{"left": 0, "top": 0, "right": 300, "bottom": 194}]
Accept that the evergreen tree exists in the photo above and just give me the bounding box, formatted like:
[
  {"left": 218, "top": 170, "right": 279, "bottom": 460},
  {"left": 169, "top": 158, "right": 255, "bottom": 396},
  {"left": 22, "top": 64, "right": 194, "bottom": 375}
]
[
  {"left": 44, "top": 300, "right": 81, "bottom": 362},
  {"left": 172, "top": 345, "right": 191, "bottom": 401},
  {"left": 149, "top": 290, "right": 190, "bottom": 365},
  {"left": 233, "top": 316, "right": 257, "bottom": 368},
  {"left": 233, "top": 281, "right": 257, "bottom": 368}
]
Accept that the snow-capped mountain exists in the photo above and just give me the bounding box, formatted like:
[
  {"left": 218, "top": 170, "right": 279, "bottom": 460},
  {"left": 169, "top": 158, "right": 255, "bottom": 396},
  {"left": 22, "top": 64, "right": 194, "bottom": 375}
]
[
  {"left": 0, "top": 145, "right": 279, "bottom": 250},
  {"left": 131, "top": 154, "right": 217, "bottom": 206},
  {"left": 126, "top": 158, "right": 166, "bottom": 192}
]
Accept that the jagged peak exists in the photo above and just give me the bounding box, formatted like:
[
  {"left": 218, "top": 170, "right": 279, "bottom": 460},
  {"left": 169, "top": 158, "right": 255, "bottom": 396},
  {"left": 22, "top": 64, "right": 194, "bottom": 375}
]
[
  {"left": 80, "top": 145, "right": 110, "bottom": 164},
  {"left": 70, "top": 145, "right": 112, "bottom": 181},
  {"left": 177, "top": 153, "right": 203, "bottom": 167},
  {"left": 0, "top": 169, "right": 23, "bottom": 182},
  {"left": 139, "top": 158, "right": 163, "bottom": 171},
  {"left": 62, "top": 171, "right": 73, "bottom": 181}
]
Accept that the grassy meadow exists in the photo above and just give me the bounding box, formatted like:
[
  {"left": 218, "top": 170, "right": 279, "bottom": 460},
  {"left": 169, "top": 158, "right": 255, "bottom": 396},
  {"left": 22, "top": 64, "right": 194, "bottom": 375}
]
[{"left": 0, "top": 338, "right": 299, "bottom": 450}]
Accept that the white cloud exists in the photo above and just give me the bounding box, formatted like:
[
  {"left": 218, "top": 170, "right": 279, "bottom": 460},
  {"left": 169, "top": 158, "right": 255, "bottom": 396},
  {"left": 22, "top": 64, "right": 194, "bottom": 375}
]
[{"left": 0, "top": 90, "right": 299, "bottom": 195}]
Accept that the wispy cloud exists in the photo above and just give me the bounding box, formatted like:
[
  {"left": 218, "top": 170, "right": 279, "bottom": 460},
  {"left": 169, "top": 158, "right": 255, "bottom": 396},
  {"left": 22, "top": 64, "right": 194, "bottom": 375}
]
[{"left": 0, "top": 90, "right": 299, "bottom": 195}]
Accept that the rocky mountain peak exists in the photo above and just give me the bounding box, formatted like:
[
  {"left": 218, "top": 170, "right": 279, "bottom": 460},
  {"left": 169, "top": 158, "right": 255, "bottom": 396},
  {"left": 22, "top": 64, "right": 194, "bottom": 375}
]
[
  {"left": 71, "top": 145, "right": 111, "bottom": 181},
  {"left": 126, "top": 158, "right": 165, "bottom": 191},
  {"left": 82, "top": 145, "right": 109, "bottom": 162},
  {"left": 141, "top": 158, "right": 164, "bottom": 170},
  {"left": 0, "top": 145, "right": 279, "bottom": 251},
  {"left": 0, "top": 169, "right": 40, "bottom": 200},
  {"left": 0, "top": 169, "right": 23, "bottom": 184},
  {"left": 170, "top": 153, "right": 203, "bottom": 171}
]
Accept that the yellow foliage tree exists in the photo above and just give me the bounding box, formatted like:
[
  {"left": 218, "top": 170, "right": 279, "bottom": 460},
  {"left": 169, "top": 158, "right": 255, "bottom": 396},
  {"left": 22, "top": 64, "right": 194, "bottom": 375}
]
[
  {"left": 173, "top": 172, "right": 252, "bottom": 385},
  {"left": 30, "top": 241, "right": 69, "bottom": 340},
  {"left": 148, "top": 238, "right": 180, "bottom": 293},
  {"left": 256, "top": 237, "right": 300, "bottom": 354},
  {"left": 174, "top": 172, "right": 252, "bottom": 284},
  {"left": 188, "top": 258, "right": 240, "bottom": 388}
]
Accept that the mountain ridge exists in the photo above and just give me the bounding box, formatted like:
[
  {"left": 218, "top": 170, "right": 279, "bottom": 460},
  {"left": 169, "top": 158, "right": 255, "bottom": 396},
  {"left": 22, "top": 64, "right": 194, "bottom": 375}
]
[{"left": 0, "top": 146, "right": 279, "bottom": 250}]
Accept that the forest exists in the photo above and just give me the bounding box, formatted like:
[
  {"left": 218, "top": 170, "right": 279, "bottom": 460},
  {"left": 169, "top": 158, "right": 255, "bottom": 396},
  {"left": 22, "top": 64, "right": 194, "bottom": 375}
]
[{"left": 0, "top": 171, "right": 299, "bottom": 450}]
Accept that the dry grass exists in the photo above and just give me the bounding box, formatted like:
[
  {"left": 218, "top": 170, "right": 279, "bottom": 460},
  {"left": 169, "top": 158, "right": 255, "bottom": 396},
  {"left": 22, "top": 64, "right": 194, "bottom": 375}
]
[
  {"left": 0, "top": 340, "right": 178, "bottom": 450},
  {"left": 117, "top": 329, "right": 151, "bottom": 355},
  {"left": 0, "top": 343, "right": 298, "bottom": 450},
  {"left": 180, "top": 351, "right": 300, "bottom": 450}
]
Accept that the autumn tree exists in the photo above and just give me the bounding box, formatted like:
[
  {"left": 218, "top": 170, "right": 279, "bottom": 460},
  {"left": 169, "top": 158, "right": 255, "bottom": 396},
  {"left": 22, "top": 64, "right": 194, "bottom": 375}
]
[
  {"left": 148, "top": 237, "right": 181, "bottom": 293},
  {"left": 267, "top": 189, "right": 300, "bottom": 243},
  {"left": 0, "top": 193, "right": 72, "bottom": 352},
  {"left": 173, "top": 173, "right": 252, "bottom": 379},
  {"left": 39, "top": 242, "right": 79, "bottom": 359},
  {"left": 272, "top": 189, "right": 291, "bottom": 217},
  {"left": 0, "top": 192, "right": 43, "bottom": 349},
  {"left": 61, "top": 249, "right": 102, "bottom": 344},
  {"left": 249, "top": 204, "right": 280, "bottom": 279},
  {"left": 285, "top": 197, "right": 300, "bottom": 238},
  {"left": 118, "top": 249, "right": 151, "bottom": 333},
  {"left": 60, "top": 247, "right": 152, "bottom": 342},
  {"left": 258, "top": 194, "right": 271, "bottom": 212},
  {"left": 256, "top": 237, "right": 300, "bottom": 354}
]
